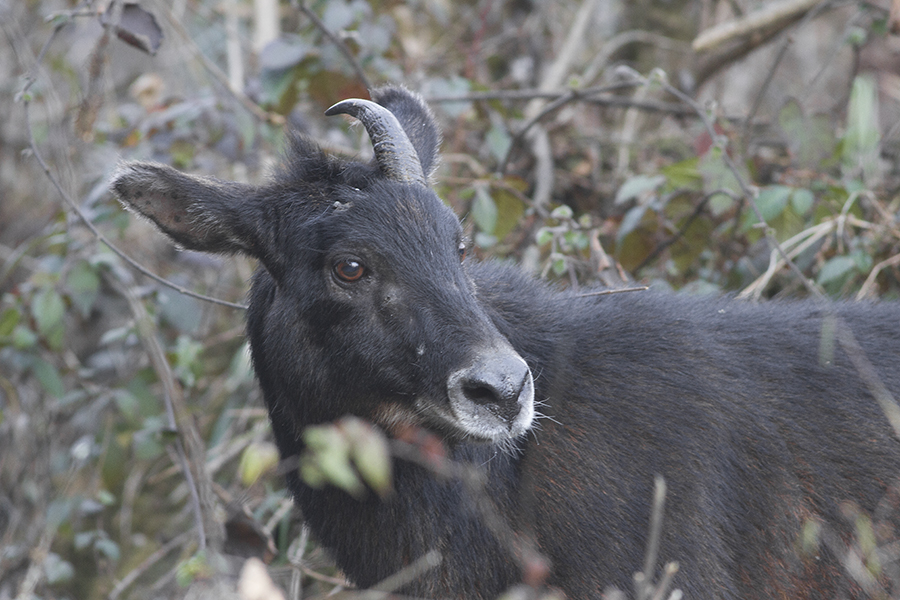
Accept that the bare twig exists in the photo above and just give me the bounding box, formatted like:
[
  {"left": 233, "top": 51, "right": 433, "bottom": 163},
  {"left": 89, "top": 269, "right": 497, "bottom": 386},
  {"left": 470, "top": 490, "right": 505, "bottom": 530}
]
[
  {"left": 106, "top": 273, "right": 222, "bottom": 553},
  {"left": 369, "top": 550, "right": 442, "bottom": 595},
  {"left": 108, "top": 532, "right": 191, "bottom": 600},
  {"left": 582, "top": 30, "right": 688, "bottom": 85},
  {"left": 691, "top": 0, "right": 840, "bottom": 88},
  {"left": 576, "top": 286, "right": 649, "bottom": 298},
  {"left": 836, "top": 320, "right": 900, "bottom": 440},
  {"left": 518, "top": 0, "right": 603, "bottom": 209},
  {"left": 389, "top": 439, "right": 549, "bottom": 588},
  {"left": 741, "top": 35, "right": 794, "bottom": 146},
  {"left": 158, "top": 3, "right": 284, "bottom": 125},
  {"left": 623, "top": 66, "right": 824, "bottom": 298},
  {"left": 636, "top": 477, "right": 668, "bottom": 600},
  {"left": 692, "top": 0, "right": 823, "bottom": 52},
  {"left": 634, "top": 189, "right": 736, "bottom": 272},
  {"left": 497, "top": 81, "right": 654, "bottom": 175},
  {"left": 288, "top": 524, "right": 310, "bottom": 600},
  {"left": 16, "top": 23, "right": 247, "bottom": 312},
  {"left": 738, "top": 220, "right": 836, "bottom": 300},
  {"left": 857, "top": 254, "right": 900, "bottom": 300},
  {"left": 616, "top": 79, "right": 651, "bottom": 177},
  {"left": 531, "top": 0, "right": 603, "bottom": 101},
  {"left": 293, "top": 1, "right": 373, "bottom": 90}
]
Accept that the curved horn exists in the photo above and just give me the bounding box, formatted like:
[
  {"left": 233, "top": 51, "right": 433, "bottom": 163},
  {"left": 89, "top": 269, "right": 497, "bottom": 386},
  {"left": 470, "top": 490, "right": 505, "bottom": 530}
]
[{"left": 325, "top": 98, "right": 426, "bottom": 185}]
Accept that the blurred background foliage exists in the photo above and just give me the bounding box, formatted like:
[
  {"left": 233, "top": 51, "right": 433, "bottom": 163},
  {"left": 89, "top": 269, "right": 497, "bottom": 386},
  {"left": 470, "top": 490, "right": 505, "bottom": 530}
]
[{"left": 1, "top": 0, "right": 899, "bottom": 598}]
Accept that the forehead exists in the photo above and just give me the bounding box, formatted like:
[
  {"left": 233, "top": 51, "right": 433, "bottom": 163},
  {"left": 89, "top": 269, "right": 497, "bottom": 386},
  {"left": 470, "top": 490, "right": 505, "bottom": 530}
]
[{"left": 336, "top": 182, "right": 461, "bottom": 246}]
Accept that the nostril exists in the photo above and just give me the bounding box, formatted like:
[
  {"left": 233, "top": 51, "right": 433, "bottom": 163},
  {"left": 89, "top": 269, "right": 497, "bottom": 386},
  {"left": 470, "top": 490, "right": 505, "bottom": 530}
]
[
  {"left": 462, "top": 382, "right": 499, "bottom": 405},
  {"left": 459, "top": 377, "right": 522, "bottom": 424}
]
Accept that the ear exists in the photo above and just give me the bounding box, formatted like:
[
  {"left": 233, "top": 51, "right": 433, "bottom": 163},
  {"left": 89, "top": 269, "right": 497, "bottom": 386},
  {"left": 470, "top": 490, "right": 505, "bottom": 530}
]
[
  {"left": 371, "top": 86, "right": 441, "bottom": 179},
  {"left": 111, "top": 162, "right": 264, "bottom": 257}
]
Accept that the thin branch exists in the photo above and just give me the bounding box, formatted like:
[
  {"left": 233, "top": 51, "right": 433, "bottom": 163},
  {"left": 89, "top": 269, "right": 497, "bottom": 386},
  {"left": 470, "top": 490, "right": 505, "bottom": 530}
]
[
  {"left": 624, "top": 66, "right": 824, "bottom": 299},
  {"left": 692, "top": 0, "right": 823, "bottom": 52},
  {"left": 576, "top": 286, "right": 649, "bottom": 298},
  {"left": 741, "top": 34, "right": 794, "bottom": 147},
  {"left": 390, "top": 438, "right": 550, "bottom": 588},
  {"left": 108, "top": 532, "right": 191, "bottom": 600},
  {"left": 519, "top": 0, "right": 603, "bottom": 210},
  {"left": 632, "top": 60, "right": 900, "bottom": 453},
  {"left": 105, "top": 273, "right": 218, "bottom": 552},
  {"left": 857, "top": 253, "right": 900, "bottom": 300},
  {"left": 634, "top": 189, "right": 734, "bottom": 272},
  {"left": 496, "top": 81, "right": 657, "bottom": 175},
  {"left": 582, "top": 30, "right": 689, "bottom": 85},
  {"left": 370, "top": 550, "right": 442, "bottom": 595},
  {"left": 158, "top": 2, "right": 284, "bottom": 125},
  {"left": 837, "top": 320, "right": 900, "bottom": 439},
  {"left": 532, "top": 0, "right": 604, "bottom": 98},
  {"left": 288, "top": 524, "right": 310, "bottom": 600},
  {"left": 18, "top": 59, "right": 246, "bottom": 310},
  {"left": 691, "top": 0, "right": 841, "bottom": 88},
  {"left": 293, "top": 1, "right": 373, "bottom": 90}
]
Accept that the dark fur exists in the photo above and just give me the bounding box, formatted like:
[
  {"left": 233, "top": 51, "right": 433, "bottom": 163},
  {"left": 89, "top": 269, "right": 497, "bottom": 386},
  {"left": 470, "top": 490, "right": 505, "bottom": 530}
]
[{"left": 112, "top": 87, "right": 900, "bottom": 599}]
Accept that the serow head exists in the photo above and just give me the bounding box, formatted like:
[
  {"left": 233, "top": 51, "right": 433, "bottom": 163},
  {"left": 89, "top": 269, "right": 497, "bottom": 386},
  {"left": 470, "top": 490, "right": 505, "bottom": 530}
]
[{"left": 110, "top": 86, "right": 534, "bottom": 448}]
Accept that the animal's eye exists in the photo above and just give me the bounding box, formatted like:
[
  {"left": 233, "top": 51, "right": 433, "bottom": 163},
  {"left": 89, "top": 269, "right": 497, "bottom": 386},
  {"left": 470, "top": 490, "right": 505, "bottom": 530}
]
[
  {"left": 457, "top": 241, "right": 467, "bottom": 262},
  {"left": 334, "top": 259, "right": 365, "bottom": 282}
]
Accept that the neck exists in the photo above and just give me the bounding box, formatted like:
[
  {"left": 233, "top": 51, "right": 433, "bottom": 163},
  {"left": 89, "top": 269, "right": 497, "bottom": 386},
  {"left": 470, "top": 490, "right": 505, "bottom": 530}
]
[{"left": 288, "top": 441, "right": 522, "bottom": 597}]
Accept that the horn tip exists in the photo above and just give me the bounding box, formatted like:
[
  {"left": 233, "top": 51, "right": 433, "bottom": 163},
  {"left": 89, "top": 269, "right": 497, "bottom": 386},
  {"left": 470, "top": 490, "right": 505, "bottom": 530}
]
[{"left": 325, "top": 99, "right": 367, "bottom": 117}]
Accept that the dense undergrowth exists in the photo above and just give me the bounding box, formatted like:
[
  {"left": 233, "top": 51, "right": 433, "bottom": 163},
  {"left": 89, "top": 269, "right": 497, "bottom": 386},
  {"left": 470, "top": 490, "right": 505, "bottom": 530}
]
[{"left": 1, "top": 0, "right": 899, "bottom": 598}]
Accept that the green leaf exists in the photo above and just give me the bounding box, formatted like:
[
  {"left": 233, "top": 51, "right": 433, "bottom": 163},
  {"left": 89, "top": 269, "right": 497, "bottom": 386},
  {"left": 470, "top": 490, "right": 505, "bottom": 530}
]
[
  {"left": 474, "top": 232, "right": 497, "bottom": 248},
  {"left": 616, "top": 204, "right": 647, "bottom": 244},
  {"left": 699, "top": 147, "right": 743, "bottom": 199},
  {"left": 341, "top": 417, "right": 392, "bottom": 497},
  {"left": 259, "top": 36, "right": 310, "bottom": 72},
  {"left": 97, "top": 489, "right": 116, "bottom": 506},
  {"left": 551, "top": 254, "right": 567, "bottom": 276},
  {"left": 12, "top": 325, "right": 38, "bottom": 349},
  {"left": 660, "top": 157, "right": 702, "bottom": 191},
  {"left": 490, "top": 187, "right": 525, "bottom": 240},
  {"left": 486, "top": 124, "right": 511, "bottom": 164},
  {"left": 112, "top": 389, "right": 141, "bottom": 422},
  {"left": 791, "top": 188, "right": 815, "bottom": 215},
  {"left": 133, "top": 419, "right": 165, "bottom": 460},
  {"left": 777, "top": 98, "right": 804, "bottom": 142},
  {"left": 842, "top": 75, "right": 881, "bottom": 182},
  {"left": 817, "top": 256, "right": 857, "bottom": 285},
  {"left": 176, "top": 552, "right": 213, "bottom": 587},
  {"left": 550, "top": 205, "right": 573, "bottom": 220},
  {"left": 801, "top": 114, "right": 838, "bottom": 169},
  {"left": 95, "top": 538, "right": 120, "bottom": 562},
  {"left": 238, "top": 441, "right": 281, "bottom": 486},
  {"left": 31, "top": 358, "right": 65, "bottom": 398},
  {"left": 170, "top": 335, "right": 203, "bottom": 388},
  {"left": 708, "top": 192, "right": 735, "bottom": 217},
  {"left": 75, "top": 531, "right": 96, "bottom": 550},
  {"left": 0, "top": 307, "right": 19, "bottom": 337},
  {"left": 614, "top": 174, "right": 665, "bottom": 205},
  {"left": 31, "top": 288, "right": 64, "bottom": 338},
  {"left": 535, "top": 228, "right": 554, "bottom": 246},
  {"left": 302, "top": 423, "right": 364, "bottom": 498},
  {"left": 471, "top": 186, "right": 498, "bottom": 234},
  {"left": 754, "top": 186, "right": 792, "bottom": 222},
  {"left": 43, "top": 553, "right": 75, "bottom": 585},
  {"left": 66, "top": 260, "right": 100, "bottom": 318}
]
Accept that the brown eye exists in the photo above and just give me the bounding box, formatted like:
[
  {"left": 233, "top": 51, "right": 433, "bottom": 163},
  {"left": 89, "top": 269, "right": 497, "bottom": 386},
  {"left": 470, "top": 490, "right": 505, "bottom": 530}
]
[
  {"left": 334, "top": 259, "right": 365, "bottom": 282},
  {"left": 457, "top": 242, "right": 467, "bottom": 262}
]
